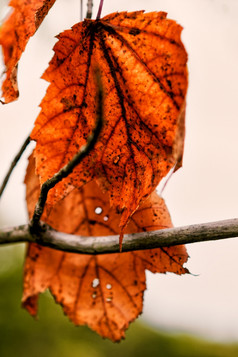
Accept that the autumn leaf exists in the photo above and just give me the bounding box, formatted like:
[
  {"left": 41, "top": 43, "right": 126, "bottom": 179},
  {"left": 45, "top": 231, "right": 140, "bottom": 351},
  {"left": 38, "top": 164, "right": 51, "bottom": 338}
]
[
  {"left": 31, "top": 11, "right": 188, "bottom": 232},
  {"left": 22, "top": 154, "right": 188, "bottom": 341},
  {"left": 0, "top": 0, "right": 56, "bottom": 103}
]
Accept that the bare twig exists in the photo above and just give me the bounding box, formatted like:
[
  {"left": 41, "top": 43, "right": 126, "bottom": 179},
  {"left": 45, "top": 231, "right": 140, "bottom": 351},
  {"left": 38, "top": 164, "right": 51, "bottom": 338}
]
[
  {"left": 30, "top": 72, "right": 104, "bottom": 231},
  {"left": 80, "top": 0, "right": 83, "bottom": 21},
  {"left": 86, "top": 0, "right": 93, "bottom": 19},
  {"left": 0, "top": 135, "right": 31, "bottom": 199},
  {"left": 0, "top": 219, "right": 238, "bottom": 254}
]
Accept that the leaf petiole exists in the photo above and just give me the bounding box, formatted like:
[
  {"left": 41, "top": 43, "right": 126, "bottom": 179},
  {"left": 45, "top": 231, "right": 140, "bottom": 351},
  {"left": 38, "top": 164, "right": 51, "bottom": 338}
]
[{"left": 96, "top": 0, "right": 104, "bottom": 19}]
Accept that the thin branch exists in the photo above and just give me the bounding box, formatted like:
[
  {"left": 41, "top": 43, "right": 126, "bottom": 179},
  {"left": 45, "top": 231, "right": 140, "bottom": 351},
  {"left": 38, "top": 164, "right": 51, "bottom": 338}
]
[
  {"left": 80, "top": 0, "right": 83, "bottom": 21},
  {"left": 30, "top": 72, "right": 104, "bottom": 231},
  {"left": 86, "top": 0, "right": 93, "bottom": 19},
  {"left": 1, "top": 219, "right": 238, "bottom": 254},
  {"left": 0, "top": 135, "right": 31, "bottom": 199}
]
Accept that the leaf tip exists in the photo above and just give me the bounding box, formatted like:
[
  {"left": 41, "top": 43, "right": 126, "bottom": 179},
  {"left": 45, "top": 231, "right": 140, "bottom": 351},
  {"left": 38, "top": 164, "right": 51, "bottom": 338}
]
[{"left": 22, "top": 294, "right": 39, "bottom": 318}]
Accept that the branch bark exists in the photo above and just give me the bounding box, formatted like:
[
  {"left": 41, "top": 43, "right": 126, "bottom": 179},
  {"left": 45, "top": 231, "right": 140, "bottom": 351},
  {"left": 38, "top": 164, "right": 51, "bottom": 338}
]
[
  {"left": 86, "top": 0, "right": 93, "bottom": 19},
  {"left": 30, "top": 71, "right": 103, "bottom": 231},
  {"left": 1, "top": 218, "right": 238, "bottom": 254}
]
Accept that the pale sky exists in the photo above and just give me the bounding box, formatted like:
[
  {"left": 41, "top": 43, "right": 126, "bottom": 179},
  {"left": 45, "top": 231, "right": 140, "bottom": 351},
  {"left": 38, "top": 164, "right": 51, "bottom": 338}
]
[{"left": 0, "top": 0, "right": 238, "bottom": 341}]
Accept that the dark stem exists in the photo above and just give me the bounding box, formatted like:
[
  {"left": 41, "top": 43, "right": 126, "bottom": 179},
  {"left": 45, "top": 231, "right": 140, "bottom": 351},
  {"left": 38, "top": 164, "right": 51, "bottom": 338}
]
[
  {"left": 96, "top": 0, "right": 104, "bottom": 19},
  {"left": 86, "top": 0, "right": 93, "bottom": 19},
  {"left": 80, "top": 0, "right": 83, "bottom": 21},
  {"left": 30, "top": 73, "right": 104, "bottom": 231},
  {"left": 0, "top": 135, "right": 31, "bottom": 199}
]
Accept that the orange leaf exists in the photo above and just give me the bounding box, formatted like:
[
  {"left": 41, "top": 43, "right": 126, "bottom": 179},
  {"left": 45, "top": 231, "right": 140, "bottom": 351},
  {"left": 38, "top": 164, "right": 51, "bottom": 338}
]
[
  {"left": 0, "top": 0, "right": 56, "bottom": 103},
  {"left": 23, "top": 154, "right": 188, "bottom": 341},
  {"left": 31, "top": 11, "right": 188, "bottom": 231}
]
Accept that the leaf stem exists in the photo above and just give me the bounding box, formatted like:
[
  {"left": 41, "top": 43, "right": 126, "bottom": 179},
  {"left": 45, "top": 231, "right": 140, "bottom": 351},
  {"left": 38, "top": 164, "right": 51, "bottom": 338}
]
[
  {"left": 0, "top": 135, "right": 31, "bottom": 199},
  {"left": 96, "top": 0, "right": 104, "bottom": 19}
]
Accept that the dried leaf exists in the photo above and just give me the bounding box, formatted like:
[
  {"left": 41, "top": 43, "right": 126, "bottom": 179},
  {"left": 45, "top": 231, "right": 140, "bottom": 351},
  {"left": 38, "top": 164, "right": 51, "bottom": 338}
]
[
  {"left": 0, "top": 0, "right": 56, "bottom": 103},
  {"left": 31, "top": 11, "right": 188, "bottom": 231},
  {"left": 23, "top": 154, "right": 188, "bottom": 341}
]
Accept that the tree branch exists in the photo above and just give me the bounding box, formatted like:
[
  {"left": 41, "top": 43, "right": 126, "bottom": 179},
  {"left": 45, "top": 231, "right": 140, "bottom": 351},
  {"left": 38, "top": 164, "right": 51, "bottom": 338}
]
[
  {"left": 30, "top": 72, "right": 103, "bottom": 231},
  {"left": 86, "top": 0, "right": 93, "bottom": 19},
  {"left": 1, "top": 218, "right": 238, "bottom": 254},
  {"left": 80, "top": 0, "right": 83, "bottom": 21},
  {"left": 0, "top": 135, "right": 31, "bottom": 199}
]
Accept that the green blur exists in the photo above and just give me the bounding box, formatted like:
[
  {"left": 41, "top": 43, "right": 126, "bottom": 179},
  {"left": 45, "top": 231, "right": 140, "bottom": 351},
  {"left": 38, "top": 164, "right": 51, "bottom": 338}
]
[{"left": 0, "top": 245, "right": 238, "bottom": 357}]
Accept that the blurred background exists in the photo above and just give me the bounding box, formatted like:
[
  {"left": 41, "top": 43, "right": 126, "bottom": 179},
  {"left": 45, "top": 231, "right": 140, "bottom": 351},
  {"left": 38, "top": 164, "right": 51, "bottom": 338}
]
[{"left": 0, "top": 0, "right": 238, "bottom": 355}]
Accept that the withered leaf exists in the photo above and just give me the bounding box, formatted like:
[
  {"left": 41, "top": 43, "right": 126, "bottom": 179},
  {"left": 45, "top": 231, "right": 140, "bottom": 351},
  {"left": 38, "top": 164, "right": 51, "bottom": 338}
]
[
  {"left": 23, "top": 153, "right": 188, "bottom": 341},
  {"left": 31, "top": 11, "right": 188, "bottom": 232},
  {"left": 0, "top": 0, "right": 56, "bottom": 103}
]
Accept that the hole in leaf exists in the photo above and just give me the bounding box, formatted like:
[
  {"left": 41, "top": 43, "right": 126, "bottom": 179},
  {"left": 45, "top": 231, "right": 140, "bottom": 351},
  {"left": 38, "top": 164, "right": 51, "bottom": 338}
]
[
  {"left": 95, "top": 207, "right": 102, "bottom": 215},
  {"left": 92, "top": 292, "right": 97, "bottom": 299},
  {"left": 92, "top": 278, "right": 100, "bottom": 288},
  {"left": 106, "top": 283, "right": 112, "bottom": 290},
  {"left": 106, "top": 297, "right": 112, "bottom": 302},
  {"left": 103, "top": 215, "right": 109, "bottom": 221}
]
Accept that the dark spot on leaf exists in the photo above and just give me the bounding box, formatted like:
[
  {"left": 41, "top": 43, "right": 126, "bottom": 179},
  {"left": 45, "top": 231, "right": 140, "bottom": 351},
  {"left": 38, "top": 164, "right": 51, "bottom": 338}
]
[{"left": 129, "top": 28, "right": 141, "bottom": 36}]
